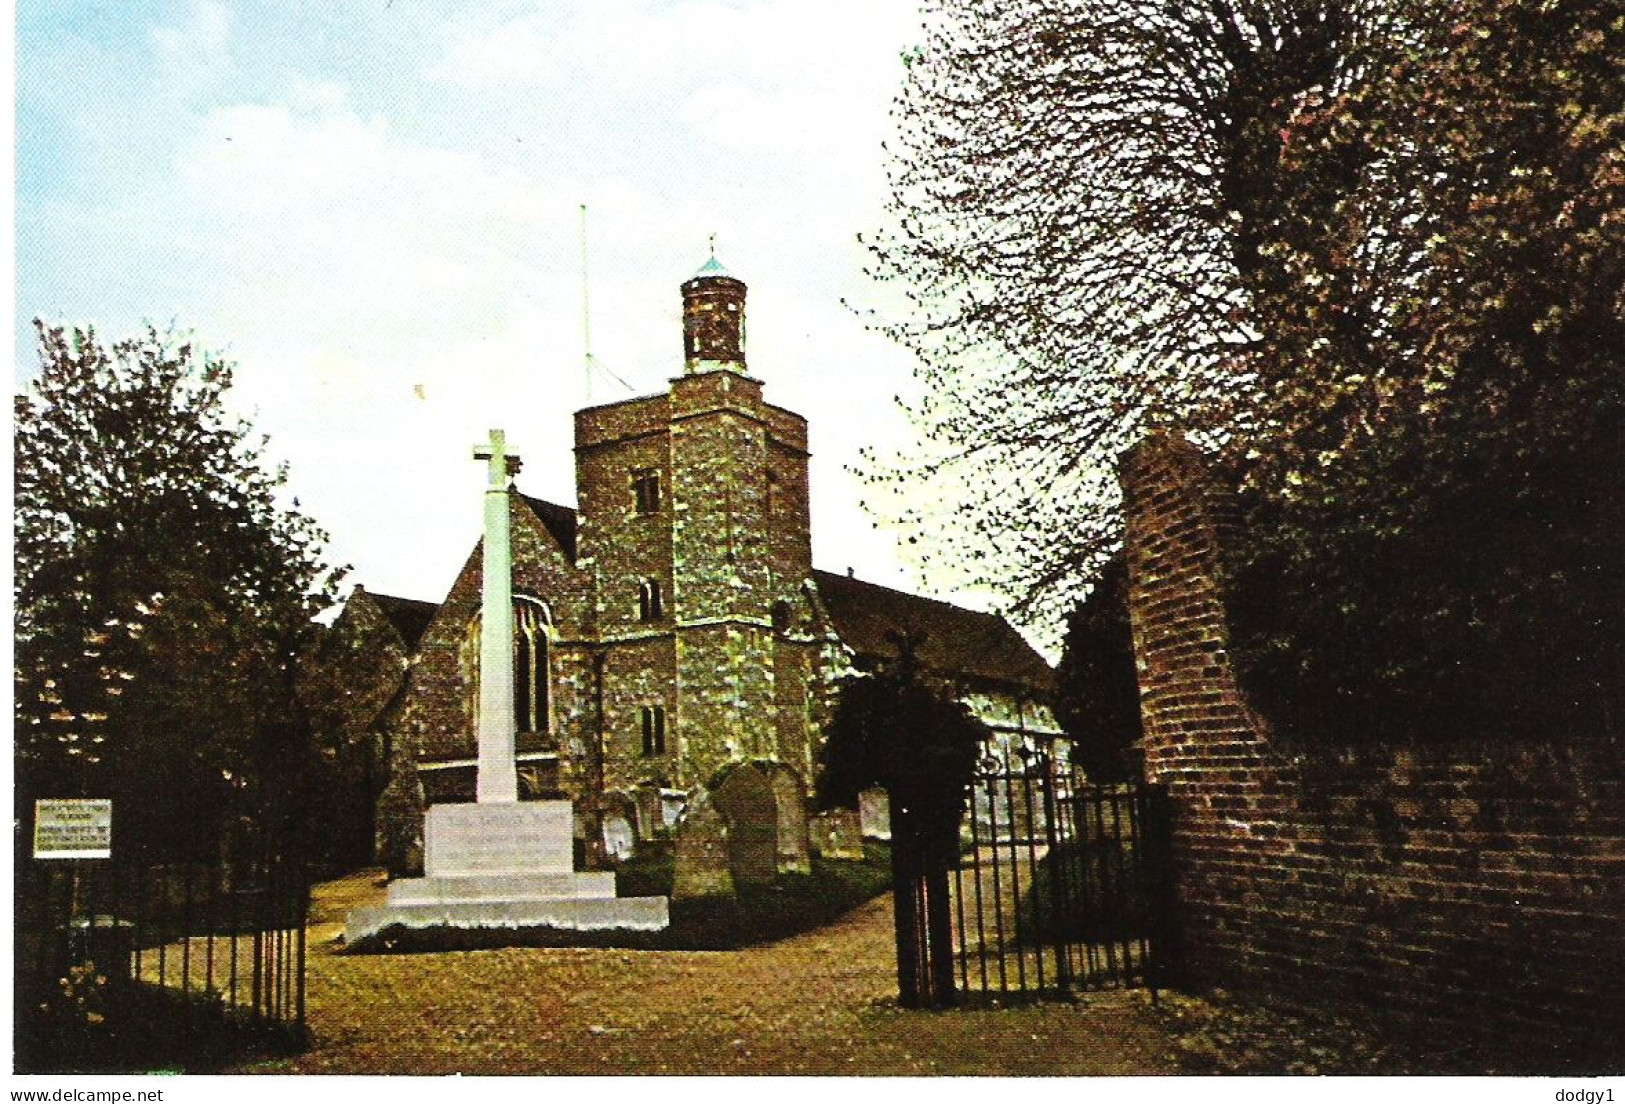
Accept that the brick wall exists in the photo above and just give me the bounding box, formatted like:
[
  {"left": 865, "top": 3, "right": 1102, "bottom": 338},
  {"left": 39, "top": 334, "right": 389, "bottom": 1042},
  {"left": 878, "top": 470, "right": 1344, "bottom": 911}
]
[
  {"left": 1121, "top": 432, "right": 1625, "bottom": 1055},
  {"left": 303, "top": 587, "right": 414, "bottom": 755}
]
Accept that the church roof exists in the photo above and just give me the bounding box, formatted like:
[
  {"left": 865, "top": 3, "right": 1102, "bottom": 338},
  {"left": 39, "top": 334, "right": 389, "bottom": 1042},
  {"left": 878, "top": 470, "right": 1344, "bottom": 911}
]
[
  {"left": 365, "top": 591, "right": 438, "bottom": 650},
  {"left": 812, "top": 570, "right": 1054, "bottom": 695},
  {"left": 433, "top": 494, "right": 1048, "bottom": 693},
  {"left": 519, "top": 495, "right": 579, "bottom": 562}
]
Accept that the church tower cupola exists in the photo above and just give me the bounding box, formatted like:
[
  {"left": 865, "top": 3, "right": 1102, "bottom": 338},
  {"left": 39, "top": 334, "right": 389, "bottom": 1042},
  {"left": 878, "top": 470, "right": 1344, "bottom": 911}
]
[{"left": 681, "top": 251, "right": 747, "bottom": 375}]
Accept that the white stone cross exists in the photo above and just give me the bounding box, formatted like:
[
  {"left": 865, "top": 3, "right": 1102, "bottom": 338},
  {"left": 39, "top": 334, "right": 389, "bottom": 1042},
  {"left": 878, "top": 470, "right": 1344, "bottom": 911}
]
[
  {"left": 473, "top": 429, "right": 523, "bottom": 487},
  {"left": 473, "top": 429, "right": 521, "bottom": 803}
]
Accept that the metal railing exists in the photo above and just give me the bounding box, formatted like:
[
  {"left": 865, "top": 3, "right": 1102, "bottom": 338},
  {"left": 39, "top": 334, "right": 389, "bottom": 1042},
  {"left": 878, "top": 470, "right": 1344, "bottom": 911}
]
[{"left": 14, "top": 847, "right": 308, "bottom": 1071}]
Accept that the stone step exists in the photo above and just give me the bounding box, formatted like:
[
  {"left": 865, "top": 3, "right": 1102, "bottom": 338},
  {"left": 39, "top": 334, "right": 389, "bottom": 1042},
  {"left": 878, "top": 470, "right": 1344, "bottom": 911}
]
[
  {"left": 345, "top": 895, "right": 670, "bottom": 945},
  {"left": 385, "top": 872, "right": 618, "bottom": 906}
]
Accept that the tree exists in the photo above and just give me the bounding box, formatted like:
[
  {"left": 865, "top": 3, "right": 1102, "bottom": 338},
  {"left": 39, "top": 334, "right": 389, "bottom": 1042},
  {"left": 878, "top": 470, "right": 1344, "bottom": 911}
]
[
  {"left": 1224, "top": 0, "right": 1625, "bottom": 741},
  {"left": 874, "top": 0, "right": 1620, "bottom": 742},
  {"left": 816, "top": 637, "right": 988, "bottom": 1007},
  {"left": 14, "top": 322, "right": 345, "bottom": 857},
  {"left": 866, "top": 0, "right": 1403, "bottom": 627},
  {"left": 1054, "top": 555, "right": 1142, "bottom": 781}
]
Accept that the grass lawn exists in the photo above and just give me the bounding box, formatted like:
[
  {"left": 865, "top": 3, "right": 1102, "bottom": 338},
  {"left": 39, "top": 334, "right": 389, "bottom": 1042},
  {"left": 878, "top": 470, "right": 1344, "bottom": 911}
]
[{"left": 345, "top": 840, "right": 892, "bottom": 954}]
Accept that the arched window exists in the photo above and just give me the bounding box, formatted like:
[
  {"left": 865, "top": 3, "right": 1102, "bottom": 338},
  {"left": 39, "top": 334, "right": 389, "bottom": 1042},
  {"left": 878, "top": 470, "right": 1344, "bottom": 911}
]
[
  {"left": 462, "top": 598, "right": 553, "bottom": 734},
  {"left": 638, "top": 579, "right": 663, "bottom": 622},
  {"left": 513, "top": 597, "right": 551, "bottom": 734}
]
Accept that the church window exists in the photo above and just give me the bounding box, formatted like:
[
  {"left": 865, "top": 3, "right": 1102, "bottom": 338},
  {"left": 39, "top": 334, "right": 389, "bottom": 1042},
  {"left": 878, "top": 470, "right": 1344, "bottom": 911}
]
[
  {"left": 641, "top": 705, "right": 667, "bottom": 756},
  {"left": 513, "top": 597, "right": 551, "bottom": 734},
  {"left": 462, "top": 599, "right": 553, "bottom": 734},
  {"left": 638, "top": 579, "right": 664, "bottom": 622},
  {"left": 633, "top": 469, "right": 662, "bottom": 515}
]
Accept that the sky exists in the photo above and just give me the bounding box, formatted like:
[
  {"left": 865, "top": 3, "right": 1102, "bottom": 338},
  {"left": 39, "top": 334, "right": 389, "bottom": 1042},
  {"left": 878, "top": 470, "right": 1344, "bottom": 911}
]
[{"left": 15, "top": 0, "right": 1023, "bottom": 636}]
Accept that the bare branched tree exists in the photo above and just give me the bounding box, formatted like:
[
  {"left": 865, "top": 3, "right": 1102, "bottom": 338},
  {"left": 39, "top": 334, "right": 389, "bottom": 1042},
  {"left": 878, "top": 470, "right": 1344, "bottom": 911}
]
[{"left": 864, "top": 0, "right": 1402, "bottom": 628}]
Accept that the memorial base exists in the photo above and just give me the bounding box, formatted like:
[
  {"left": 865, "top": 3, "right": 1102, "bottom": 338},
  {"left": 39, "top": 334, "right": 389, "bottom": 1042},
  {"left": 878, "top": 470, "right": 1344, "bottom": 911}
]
[{"left": 346, "top": 800, "right": 668, "bottom": 944}]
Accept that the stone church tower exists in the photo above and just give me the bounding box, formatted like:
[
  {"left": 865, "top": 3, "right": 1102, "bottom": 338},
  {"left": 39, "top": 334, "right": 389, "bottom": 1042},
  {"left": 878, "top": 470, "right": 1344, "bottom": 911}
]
[{"left": 575, "top": 256, "right": 817, "bottom": 792}]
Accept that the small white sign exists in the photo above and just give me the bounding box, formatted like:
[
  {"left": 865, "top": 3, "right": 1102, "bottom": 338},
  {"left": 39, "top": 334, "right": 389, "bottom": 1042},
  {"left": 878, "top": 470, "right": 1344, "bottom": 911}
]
[{"left": 33, "top": 799, "right": 113, "bottom": 859}]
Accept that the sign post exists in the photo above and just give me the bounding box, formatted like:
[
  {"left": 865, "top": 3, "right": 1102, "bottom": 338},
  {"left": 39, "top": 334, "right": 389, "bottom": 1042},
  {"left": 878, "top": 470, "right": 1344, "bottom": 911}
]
[{"left": 33, "top": 799, "right": 113, "bottom": 860}]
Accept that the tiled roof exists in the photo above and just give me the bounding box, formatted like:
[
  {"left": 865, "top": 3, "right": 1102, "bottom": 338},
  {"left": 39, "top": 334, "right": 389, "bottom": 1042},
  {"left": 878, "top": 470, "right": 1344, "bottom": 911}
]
[
  {"left": 519, "top": 495, "right": 579, "bottom": 562},
  {"left": 812, "top": 570, "right": 1054, "bottom": 694},
  {"left": 366, "top": 591, "right": 438, "bottom": 650}
]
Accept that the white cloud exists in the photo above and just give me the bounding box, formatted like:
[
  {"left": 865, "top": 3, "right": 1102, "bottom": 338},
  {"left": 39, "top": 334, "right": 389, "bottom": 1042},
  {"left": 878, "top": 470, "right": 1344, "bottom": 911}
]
[
  {"left": 429, "top": 15, "right": 555, "bottom": 89},
  {"left": 175, "top": 92, "right": 553, "bottom": 337},
  {"left": 429, "top": 0, "right": 916, "bottom": 113},
  {"left": 148, "top": 0, "right": 233, "bottom": 97}
]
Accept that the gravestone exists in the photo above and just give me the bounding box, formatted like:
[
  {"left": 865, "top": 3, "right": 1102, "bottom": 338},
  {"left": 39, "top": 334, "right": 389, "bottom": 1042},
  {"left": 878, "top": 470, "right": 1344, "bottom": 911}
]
[
  {"left": 768, "top": 766, "right": 812, "bottom": 875},
  {"left": 600, "top": 790, "right": 639, "bottom": 859},
  {"left": 603, "top": 815, "right": 635, "bottom": 861},
  {"left": 672, "top": 792, "right": 734, "bottom": 899},
  {"left": 660, "top": 789, "right": 688, "bottom": 829},
  {"left": 859, "top": 787, "right": 892, "bottom": 840},
  {"left": 711, "top": 764, "right": 779, "bottom": 885},
  {"left": 809, "top": 809, "right": 864, "bottom": 860},
  {"left": 634, "top": 783, "right": 663, "bottom": 840}
]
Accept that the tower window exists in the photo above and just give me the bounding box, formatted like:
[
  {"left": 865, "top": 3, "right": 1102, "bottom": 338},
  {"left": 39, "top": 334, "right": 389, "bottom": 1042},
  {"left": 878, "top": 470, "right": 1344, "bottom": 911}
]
[
  {"left": 638, "top": 579, "right": 664, "bottom": 622},
  {"left": 641, "top": 706, "right": 667, "bottom": 756},
  {"left": 633, "top": 469, "right": 662, "bottom": 515}
]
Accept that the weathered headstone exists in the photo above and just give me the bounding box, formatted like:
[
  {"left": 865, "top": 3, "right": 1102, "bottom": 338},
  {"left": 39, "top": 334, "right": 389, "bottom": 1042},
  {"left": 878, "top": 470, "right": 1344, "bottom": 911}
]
[
  {"left": 634, "top": 784, "right": 663, "bottom": 840},
  {"left": 809, "top": 809, "right": 864, "bottom": 860},
  {"left": 672, "top": 792, "right": 735, "bottom": 899},
  {"left": 712, "top": 764, "right": 778, "bottom": 885},
  {"left": 768, "top": 766, "right": 812, "bottom": 874},
  {"left": 859, "top": 786, "right": 892, "bottom": 840},
  {"left": 603, "top": 815, "right": 635, "bottom": 861},
  {"left": 660, "top": 789, "right": 688, "bottom": 830}
]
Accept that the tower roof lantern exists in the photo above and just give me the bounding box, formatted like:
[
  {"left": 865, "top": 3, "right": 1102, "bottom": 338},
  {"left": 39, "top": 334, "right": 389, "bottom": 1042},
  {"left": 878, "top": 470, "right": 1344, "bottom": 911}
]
[
  {"left": 692, "top": 253, "right": 734, "bottom": 279},
  {"left": 682, "top": 244, "right": 747, "bottom": 373}
]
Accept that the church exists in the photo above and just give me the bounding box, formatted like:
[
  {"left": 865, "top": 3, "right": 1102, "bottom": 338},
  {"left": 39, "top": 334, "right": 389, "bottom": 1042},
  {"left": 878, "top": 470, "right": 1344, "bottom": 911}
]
[{"left": 329, "top": 256, "right": 1062, "bottom": 871}]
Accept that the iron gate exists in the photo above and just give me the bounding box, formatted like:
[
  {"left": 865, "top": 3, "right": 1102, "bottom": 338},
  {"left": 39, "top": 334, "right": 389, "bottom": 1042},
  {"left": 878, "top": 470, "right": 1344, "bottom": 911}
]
[{"left": 951, "top": 750, "right": 1173, "bottom": 1002}]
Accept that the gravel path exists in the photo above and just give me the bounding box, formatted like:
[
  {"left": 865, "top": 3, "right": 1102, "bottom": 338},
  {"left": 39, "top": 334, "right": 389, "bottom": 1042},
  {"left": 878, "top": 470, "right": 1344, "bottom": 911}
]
[{"left": 240, "top": 869, "right": 1182, "bottom": 1076}]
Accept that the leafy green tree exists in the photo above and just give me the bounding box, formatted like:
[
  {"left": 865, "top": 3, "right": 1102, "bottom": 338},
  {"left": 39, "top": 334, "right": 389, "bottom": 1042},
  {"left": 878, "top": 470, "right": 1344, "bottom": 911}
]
[
  {"left": 1054, "top": 555, "right": 1142, "bottom": 781},
  {"left": 15, "top": 322, "right": 345, "bottom": 857},
  {"left": 1225, "top": 0, "right": 1625, "bottom": 741},
  {"left": 866, "top": 0, "right": 1403, "bottom": 625},
  {"left": 817, "top": 637, "right": 988, "bottom": 1006}
]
